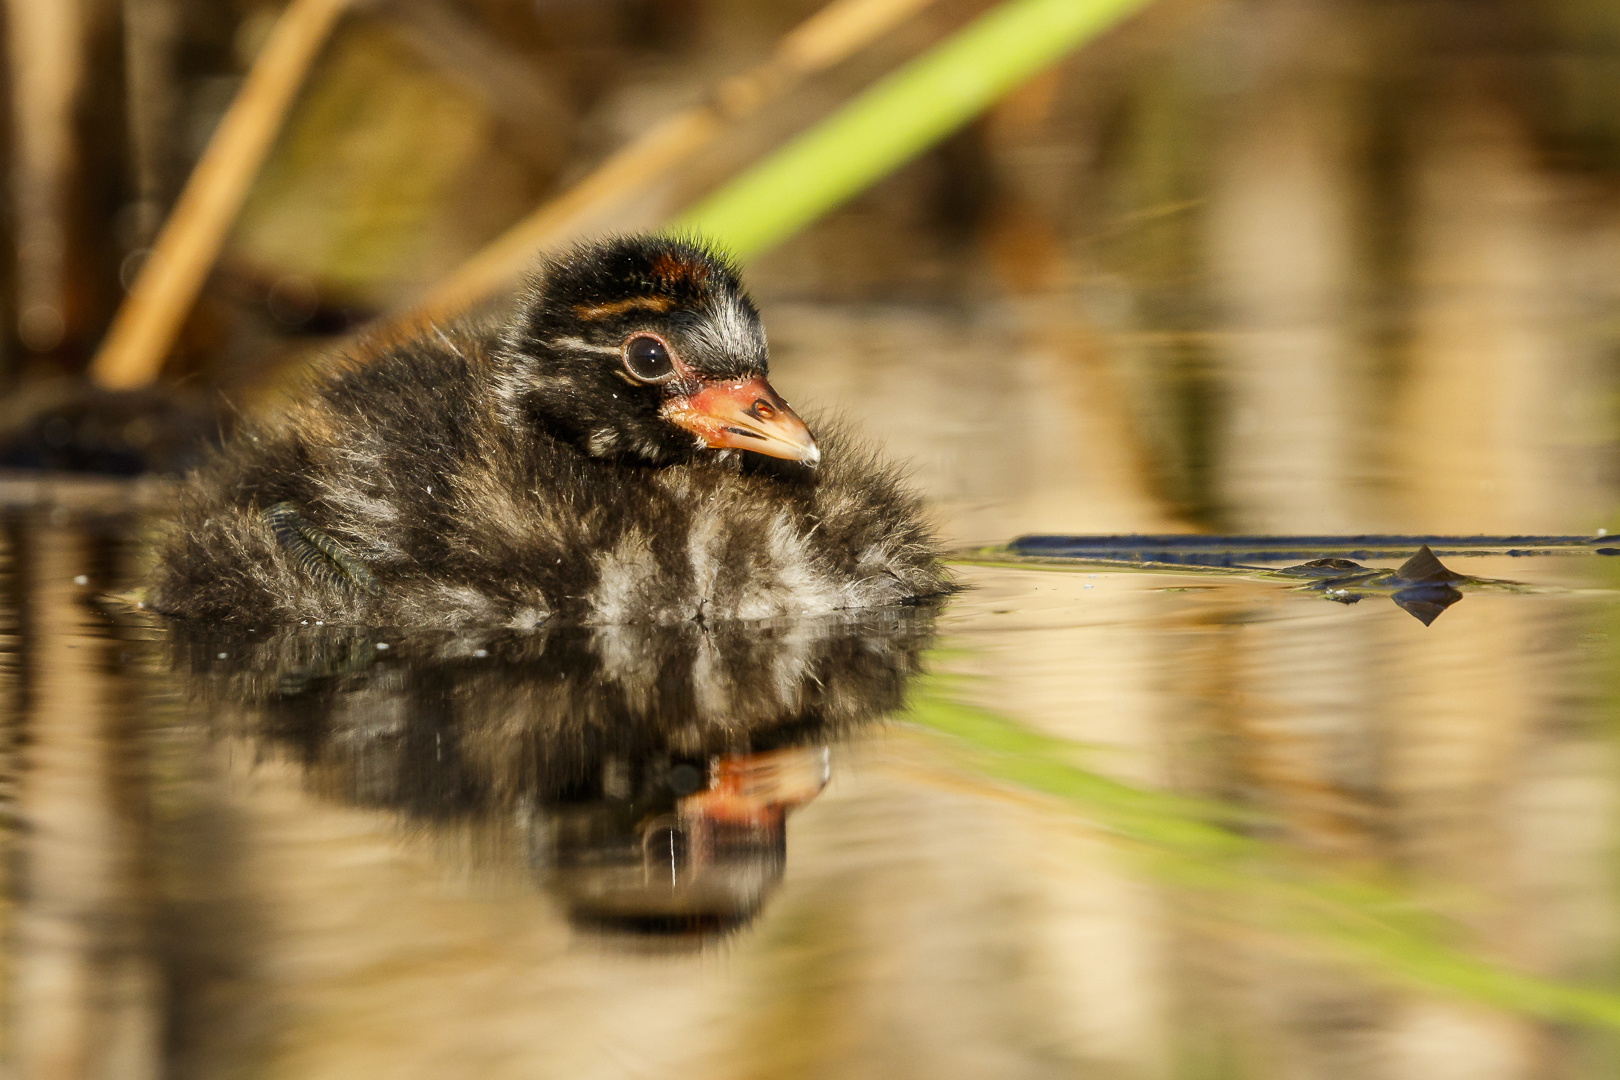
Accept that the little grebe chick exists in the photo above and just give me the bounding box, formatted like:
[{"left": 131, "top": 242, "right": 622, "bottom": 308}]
[{"left": 150, "top": 235, "right": 953, "bottom": 627}]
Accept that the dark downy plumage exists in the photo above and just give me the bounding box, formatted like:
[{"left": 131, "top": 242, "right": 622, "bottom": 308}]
[{"left": 150, "top": 235, "right": 953, "bottom": 627}]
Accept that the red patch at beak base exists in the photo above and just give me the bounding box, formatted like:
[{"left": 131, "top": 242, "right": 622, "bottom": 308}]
[{"left": 660, "top": 376, "right": 819, "bottom": 466}]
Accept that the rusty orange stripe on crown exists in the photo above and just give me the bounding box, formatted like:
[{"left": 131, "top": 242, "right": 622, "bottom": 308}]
[
  {"left": 652, "top": 252, "right": 711, "bottom": 286},
  {"left": 572, "top": 295, "right": 675, "bottom": 320}
]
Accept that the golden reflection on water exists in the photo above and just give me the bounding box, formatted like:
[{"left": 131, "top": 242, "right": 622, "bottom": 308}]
[{"left": 5, "top": 505, "right": 1620, "bottom": 1078}]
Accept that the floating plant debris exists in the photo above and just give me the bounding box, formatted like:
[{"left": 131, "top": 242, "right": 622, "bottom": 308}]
[
  {"left": 972, "top": 537, "right": 1544, "bottom": 625},
  {"left": 1004, "top": 534, "right": 1612, "bottom": 566}
]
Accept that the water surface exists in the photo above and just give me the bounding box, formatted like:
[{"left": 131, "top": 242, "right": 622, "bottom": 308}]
[{"left": 7, "top": 499, "right": 1620, "bottom": 1079}]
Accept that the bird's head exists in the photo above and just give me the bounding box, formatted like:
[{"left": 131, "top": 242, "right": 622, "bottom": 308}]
[{"left": 498, "top": 235, "right": 818, "bottom": 468}]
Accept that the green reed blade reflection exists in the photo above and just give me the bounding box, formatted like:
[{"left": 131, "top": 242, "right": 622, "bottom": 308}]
[{"left": 904, "top": 674, "right": 1620, "bottom": 1029}]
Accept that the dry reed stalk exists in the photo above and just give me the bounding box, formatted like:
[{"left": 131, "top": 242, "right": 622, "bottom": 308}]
[
  {"left": 409, "top": 0, "right": 942, "bottom": 323},
  {"left": 88, "top": 0, "right": 353, "bottom": 390}
]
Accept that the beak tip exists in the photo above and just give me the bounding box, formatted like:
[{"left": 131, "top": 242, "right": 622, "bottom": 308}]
[{"left": 666, "top": 375, "right": 822, "bottom": 467}]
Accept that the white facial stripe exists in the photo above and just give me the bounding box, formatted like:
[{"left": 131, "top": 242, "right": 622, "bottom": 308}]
[{"left": 546, "top": 335, "right": 621, "bottom": 357}]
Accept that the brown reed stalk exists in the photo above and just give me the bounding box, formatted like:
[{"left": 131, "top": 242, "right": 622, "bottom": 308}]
[
  {"left": 406, "top": 0, "right": 942, "bottom": 325},
  {"left": 88, "top": 0, "right": 352, "bottom": 390}
]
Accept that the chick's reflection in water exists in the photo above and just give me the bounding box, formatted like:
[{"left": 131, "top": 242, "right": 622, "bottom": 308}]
[{"left": 172, "top": 609, "right": 937, "bottom": 938}]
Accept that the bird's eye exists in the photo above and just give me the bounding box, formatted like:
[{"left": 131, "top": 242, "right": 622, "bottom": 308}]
[{"left": 623, "top": 334, "right": 674, "bottom": 382}]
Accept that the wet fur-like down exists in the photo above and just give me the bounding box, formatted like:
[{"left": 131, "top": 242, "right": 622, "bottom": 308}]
[{"left": 150, "top": 237, "right": 953, "bottom": 627}]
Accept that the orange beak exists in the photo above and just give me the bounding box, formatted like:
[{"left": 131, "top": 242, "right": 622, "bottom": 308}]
[{"left": 660, "top": 375, "right": 819, "bottom": 466}]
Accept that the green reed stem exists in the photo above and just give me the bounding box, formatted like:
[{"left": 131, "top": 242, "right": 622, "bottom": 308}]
[{"left": 675, "top": 0, "right": 1154, "bottom": 259}]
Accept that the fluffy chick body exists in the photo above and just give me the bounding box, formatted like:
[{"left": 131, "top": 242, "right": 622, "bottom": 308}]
[{"left": 150, "top": 238, "right": 951, "bottom": 627}]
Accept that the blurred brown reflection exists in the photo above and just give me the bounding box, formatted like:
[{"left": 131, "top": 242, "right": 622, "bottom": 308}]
[
  {"left": 6, "top": 513, "right": 160, "bottom": 1080},
  {"left": 1205, "top": 7, "right": 1367, "bottom": 533},
  {"left": 1393, "top": 88, "right": 1613, "bottom": 535},
  {"left": 933, "top": 560, "right": 1620, "bottom": 1080}
]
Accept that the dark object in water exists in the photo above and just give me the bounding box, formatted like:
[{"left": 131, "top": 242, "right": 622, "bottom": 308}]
[
  {"left": 1278, "top": 545, "right": 1468, "bottom": 625},
  {"left": 150, "top": 235, "right": 953, "bottom": 626},
  {"left": 1006, "top": 535, "right": 1490, "bottom": 626},
  {"left": 1389, "top": 545, "right": 1465, "bottom": 584},
  {"left": 0, "top": 379, "right": 224, "bottom": 476},
  {"left": 1009, "top": 533, "right": 1607, "bottom": 565},
  {"left": 1385, "top": 546, "right": 1466, "bottom": 626}
]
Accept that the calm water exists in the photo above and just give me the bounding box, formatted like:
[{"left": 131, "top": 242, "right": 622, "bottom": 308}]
[{"left": 7, "top": 498, "right": 1620, "bottom": 1079}]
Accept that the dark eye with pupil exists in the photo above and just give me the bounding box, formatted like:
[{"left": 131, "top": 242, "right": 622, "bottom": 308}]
[{"left": 625, "top": 336, "right": 673, "bottom": 381}]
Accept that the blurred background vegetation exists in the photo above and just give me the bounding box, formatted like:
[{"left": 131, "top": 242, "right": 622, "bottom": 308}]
[{"left": 8, "top": 0, "right": 1620, "bottom": 536}]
